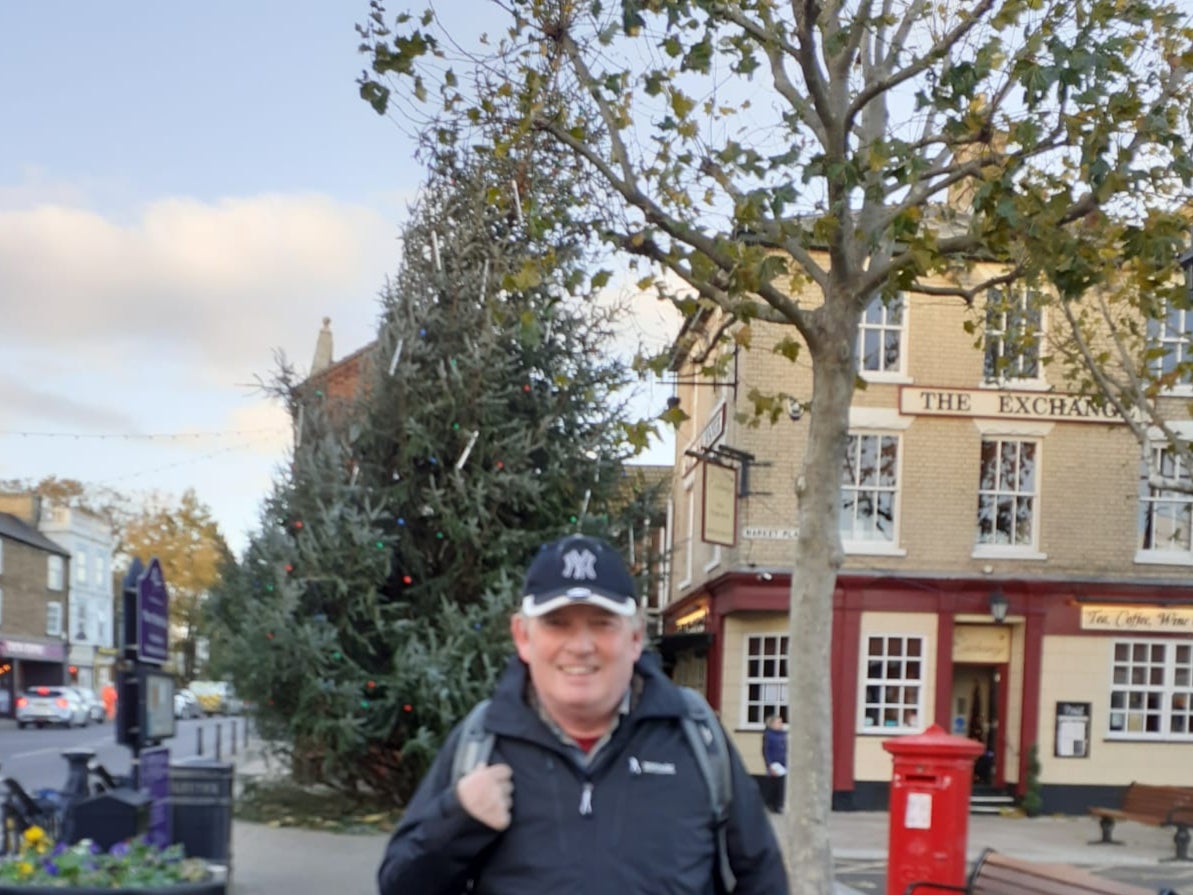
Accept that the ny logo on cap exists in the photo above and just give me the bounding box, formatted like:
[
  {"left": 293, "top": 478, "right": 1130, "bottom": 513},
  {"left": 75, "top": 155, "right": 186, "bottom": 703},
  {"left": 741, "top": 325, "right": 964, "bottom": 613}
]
[{"left": 561, "top": 548, "right": 598, "bottom": 581}]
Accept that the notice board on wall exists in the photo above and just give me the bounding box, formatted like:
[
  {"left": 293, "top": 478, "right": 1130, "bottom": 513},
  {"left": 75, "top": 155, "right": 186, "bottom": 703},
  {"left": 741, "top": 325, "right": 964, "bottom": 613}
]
[{"left": 1055, "top": 701, "right": 1090, "bottom": 758}]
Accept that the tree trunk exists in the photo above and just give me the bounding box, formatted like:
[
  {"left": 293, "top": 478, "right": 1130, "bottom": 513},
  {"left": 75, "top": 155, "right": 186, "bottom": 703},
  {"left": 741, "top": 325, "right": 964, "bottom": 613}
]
[{"left": 786, "top": 306, "right": 858, "bottom": 895}]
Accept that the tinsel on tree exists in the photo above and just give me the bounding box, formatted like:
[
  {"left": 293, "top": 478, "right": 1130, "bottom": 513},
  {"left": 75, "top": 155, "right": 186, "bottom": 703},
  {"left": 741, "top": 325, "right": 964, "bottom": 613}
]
[{"left": 207, "top": 136, "right": 664, "bottom": 803}]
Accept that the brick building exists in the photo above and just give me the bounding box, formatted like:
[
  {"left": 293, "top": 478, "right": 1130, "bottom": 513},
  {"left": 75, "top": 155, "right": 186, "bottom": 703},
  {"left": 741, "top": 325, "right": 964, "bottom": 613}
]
[
  {"left": 660, "top": 262, "right": 1193, "bottom": 814},
  {"left": 0, "top": 511, "right": 72, "bottom": 713},
  {"left": 297, "top": 316, "right": 378, "bottom": 440}
]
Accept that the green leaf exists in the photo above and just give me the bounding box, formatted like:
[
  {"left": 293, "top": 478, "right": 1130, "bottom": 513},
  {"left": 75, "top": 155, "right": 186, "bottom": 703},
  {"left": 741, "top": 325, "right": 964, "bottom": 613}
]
[
  {"left": 670, "top": 89, "right": 695, "bottom": 119},
  {"left": 772, "top": 337, "right": 802, "bottom": 362}
]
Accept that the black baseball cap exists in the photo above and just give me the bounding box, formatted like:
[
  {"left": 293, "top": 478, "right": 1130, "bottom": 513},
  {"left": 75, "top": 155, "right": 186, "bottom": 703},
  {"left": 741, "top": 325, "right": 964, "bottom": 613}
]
[{"left": 521, "top": 534, "right": 638, "bottom": 617}]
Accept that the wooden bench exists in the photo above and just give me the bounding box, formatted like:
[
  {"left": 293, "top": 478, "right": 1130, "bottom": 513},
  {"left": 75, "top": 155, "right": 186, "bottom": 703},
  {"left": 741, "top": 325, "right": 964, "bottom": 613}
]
[
  {"left": 1089, "top": 782, "right": 1193, "bottom": 861},
  {"left": 904, "top": 848, "right": 1164, "bottom": 895}
]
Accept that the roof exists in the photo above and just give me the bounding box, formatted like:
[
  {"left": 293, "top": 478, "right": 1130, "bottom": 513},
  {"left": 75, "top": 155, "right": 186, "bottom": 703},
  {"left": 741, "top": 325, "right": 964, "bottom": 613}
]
[
  {"left": 0, "top": 513, "right": 69, "bottom": 557},
  {"left": 625, "top": 464, "right": 673, "bottom": 493}
]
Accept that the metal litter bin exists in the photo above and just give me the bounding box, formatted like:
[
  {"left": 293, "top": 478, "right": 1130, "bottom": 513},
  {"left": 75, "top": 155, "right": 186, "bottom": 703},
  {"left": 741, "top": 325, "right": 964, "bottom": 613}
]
[
  {"left": 169, "top": 758, "right": 233, "bottom": 868},
  {"left": 70, "top": 787, "right": 151, "bottom": 851}
]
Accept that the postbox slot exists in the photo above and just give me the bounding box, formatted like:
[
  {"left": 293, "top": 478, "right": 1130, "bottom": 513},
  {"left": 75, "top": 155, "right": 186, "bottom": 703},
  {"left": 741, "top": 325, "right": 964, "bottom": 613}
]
[{"left": 904, "top": 773, "right": 937, "bottom": 783}]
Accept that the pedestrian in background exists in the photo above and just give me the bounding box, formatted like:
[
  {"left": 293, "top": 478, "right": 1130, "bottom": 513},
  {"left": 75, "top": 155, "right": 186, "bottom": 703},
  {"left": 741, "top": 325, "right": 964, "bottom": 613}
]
[
  {"left": 101, "top": 682, "right": 117, "bottom": 721},
  {"left": 762, "top": 713, "right": 787, "bottom": 814},
  {"left": 378, "top": 534, "right": 787, "bottom": 895}
]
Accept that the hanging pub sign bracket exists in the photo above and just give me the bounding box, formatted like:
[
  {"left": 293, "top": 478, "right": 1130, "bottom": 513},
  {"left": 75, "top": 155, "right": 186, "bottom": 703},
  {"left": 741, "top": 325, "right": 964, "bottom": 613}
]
[{"left": 683, "top": 444, "right": 771, "bottom": 498}]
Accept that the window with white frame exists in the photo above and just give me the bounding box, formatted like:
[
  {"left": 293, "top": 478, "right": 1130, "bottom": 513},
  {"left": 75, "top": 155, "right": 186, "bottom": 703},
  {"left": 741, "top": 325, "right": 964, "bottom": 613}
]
[
  {"left": 841, "top": 433, "right": 900, "bottom": 544},
  {"left": 976, "top": 438, "right": 1039, "bottom": 548},
  {"left": 94, "top": 553, "right": 106, "bottom": 587},
  {"left": 69, "top": 604, "right": 81, "bottom": 641},
  {"left": 983, "top": 286, "right": 1042, "bottom": 382},
  {"left": 1138, "top": 446, "right": 1193, "bottom": 555},
  {"left": 1146, "top": 275, "right": 1193, "bottom": 388},
  {"left": 1108, "top": 640, "right": 1193, "bottom": 739},
  {"left": 47, "top": 556, "right": 64, "bottom": 591},
  {"left": 743, "top": 634, "right": 788, "bottom": 728},
  {"left": 75, "top": 551, "right": 87, "bottom": 584},
  {"left": 858, "top": 294, "right": 906, "bottom": 376},
  {"left": 46, "top": 601, "right": 62, "bottom": 637},
  {"left": 860, "top": 635, "right": 924, "bottom": 732},
  {"left": 678, "top": 476, "right": 695, "bottom": 590}
]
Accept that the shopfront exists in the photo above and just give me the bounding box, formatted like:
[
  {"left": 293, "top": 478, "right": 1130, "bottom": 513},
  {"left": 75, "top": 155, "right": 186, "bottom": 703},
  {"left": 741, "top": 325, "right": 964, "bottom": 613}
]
[{"left": 0, "top": 637, "right": 68, "bottom": 716}]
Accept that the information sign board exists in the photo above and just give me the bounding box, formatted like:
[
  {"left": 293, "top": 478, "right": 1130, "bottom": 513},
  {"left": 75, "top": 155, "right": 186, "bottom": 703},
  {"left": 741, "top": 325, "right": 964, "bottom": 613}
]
[{"left": 137, "top": 558, "right": 169, "bottom": 665}]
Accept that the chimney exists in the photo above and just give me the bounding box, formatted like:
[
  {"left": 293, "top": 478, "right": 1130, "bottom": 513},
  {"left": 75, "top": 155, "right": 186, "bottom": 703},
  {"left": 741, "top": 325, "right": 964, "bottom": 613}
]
[
  {"left": 0, "top": 493, "right": 42, "bottom": 526},
  {"left": 311, "top": 317, "right": 334, "bottom": 374}
]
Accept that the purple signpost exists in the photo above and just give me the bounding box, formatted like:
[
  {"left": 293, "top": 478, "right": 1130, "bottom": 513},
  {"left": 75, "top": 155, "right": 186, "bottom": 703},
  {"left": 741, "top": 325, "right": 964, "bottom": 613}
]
[
  {"left": 134, "top": 558, "right": 170, "bottom": 847},
  {"left": 137, "top": 558, "right": 169, "bottom": 666},
  {"left": 139, "top": 746, "right": 171, "bottom": 847}
]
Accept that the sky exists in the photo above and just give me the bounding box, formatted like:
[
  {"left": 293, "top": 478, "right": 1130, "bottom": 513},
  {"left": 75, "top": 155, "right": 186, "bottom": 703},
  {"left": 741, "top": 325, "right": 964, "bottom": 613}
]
[{"left": 0, "top": 2, "right": 678, "bottom": 556}]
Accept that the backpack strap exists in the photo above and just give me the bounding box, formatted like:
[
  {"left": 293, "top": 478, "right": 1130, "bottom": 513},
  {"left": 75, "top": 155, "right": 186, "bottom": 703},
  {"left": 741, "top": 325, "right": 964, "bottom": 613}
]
[
  {"left": 451, "top": 699, "right": 495, "bottom": 783},
  {"left": 678, "top": 687, "right": 736, "bottom": 894}
]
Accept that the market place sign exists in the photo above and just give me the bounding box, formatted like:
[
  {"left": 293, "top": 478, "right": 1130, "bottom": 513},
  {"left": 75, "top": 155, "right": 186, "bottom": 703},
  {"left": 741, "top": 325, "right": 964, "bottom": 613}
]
[
  {"left": 1081, "top": 605, "right": 1193, "bottom": 633},
  {"left": 899, "top": 386, "right": 1124, "bottom": 423}
]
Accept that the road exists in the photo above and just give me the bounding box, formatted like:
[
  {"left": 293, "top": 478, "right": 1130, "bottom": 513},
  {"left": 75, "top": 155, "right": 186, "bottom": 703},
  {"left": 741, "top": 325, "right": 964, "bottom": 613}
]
[{"left": 0, "top": 715, "right": 249, "bottom": 793}]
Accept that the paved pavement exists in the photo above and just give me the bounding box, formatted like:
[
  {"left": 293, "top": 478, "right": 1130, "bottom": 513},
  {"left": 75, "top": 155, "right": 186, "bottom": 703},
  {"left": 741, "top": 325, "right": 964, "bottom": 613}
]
[
  {"left": 818, "top": 809, "right": 1186, "bottom": 866},
  {"left": 226, "top": 742, "right": 1187, "bottom": 894}
]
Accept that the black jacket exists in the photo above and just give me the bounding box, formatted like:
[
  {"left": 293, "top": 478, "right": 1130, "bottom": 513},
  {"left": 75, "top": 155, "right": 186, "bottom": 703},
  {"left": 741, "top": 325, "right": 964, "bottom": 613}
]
[{"left": 377, "top": 655, "right": 788, "bottom": 894}]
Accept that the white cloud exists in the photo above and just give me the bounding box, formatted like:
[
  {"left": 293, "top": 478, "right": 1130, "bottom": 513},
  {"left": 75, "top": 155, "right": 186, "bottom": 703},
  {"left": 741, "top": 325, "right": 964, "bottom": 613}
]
[
  {"left": 222, "top": 398, "right": 293, "bottom": 458},
  {"left": 0, "top": 193, "right": 397, "bottom": 385}
]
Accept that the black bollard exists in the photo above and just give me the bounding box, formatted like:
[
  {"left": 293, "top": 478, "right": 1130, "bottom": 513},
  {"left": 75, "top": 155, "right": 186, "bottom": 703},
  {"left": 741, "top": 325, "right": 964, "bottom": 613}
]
[
  {"left": 197, "top": 725, "right": 204, "bottom": 756},
  {"left": 230, "top": 720, "right": 238, "bottom": 756},
  {"left": 59, "top": 749, "right": 96, "bottom": 844},
  {"left": 215, "top": 723, "right": 223, "bottom": 761}
]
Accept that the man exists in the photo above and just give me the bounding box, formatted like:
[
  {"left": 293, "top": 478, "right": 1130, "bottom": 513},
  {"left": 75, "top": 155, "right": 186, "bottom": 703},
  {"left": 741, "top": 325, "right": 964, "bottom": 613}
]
[
  {"left": 762, "top": 714, "right": 787, "bottom": 814},
  {"left": 378, "top": 534, "right": 787, "bottom": 894}
]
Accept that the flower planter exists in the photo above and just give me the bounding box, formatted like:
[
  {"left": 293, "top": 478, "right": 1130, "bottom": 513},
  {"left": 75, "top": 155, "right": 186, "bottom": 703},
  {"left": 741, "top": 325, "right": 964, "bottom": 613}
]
[{"left": 0, "top": 825, "right": 226, "bottom": 892}]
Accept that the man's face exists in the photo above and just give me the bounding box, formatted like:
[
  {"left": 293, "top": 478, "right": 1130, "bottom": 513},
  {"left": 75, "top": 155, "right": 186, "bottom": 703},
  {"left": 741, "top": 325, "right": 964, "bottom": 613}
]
[{"left": 511, "top": 602, "right": 643, "bottom": 736}]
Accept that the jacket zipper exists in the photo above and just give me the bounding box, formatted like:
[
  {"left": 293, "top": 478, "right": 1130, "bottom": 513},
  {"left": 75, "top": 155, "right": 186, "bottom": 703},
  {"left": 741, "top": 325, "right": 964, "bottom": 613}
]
[{"left": 579, "top": 781, "right": 593, "bottom": 816}]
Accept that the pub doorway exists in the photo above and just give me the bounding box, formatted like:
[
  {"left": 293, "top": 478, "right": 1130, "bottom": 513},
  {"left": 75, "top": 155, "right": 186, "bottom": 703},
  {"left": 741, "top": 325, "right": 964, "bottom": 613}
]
[{"left": 951, "top": 663, "right": 1004, "bottom": 787}]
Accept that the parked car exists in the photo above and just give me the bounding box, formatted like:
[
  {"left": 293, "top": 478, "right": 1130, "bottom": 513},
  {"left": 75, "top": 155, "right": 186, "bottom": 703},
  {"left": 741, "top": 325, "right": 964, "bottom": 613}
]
[
  {"left": 16, "top": 686, "right": 88, "bottom": 728},
  {"left": 174, "top": 688, "right": 202, "bottom": 719},
  {"left": 70, "top": 687, "right": 106, "bottom": 724},
  {"left": 188, "top": 680, "right": 242, "bottom": 715}
]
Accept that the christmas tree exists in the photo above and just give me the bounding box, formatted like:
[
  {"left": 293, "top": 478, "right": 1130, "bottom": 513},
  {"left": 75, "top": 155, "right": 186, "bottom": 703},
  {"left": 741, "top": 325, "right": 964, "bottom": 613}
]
[{"left": 208, "top": 139, "right": 660, "bottom": 802}]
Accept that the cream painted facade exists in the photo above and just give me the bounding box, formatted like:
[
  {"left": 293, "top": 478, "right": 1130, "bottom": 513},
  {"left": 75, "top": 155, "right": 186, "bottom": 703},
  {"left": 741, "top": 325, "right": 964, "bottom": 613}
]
[
  {"left": 659, "top": 266, "right": 1193, "bottom": 813},
  {"left": 1038, "top": 635, "right": 1193, "bottom": 786}
]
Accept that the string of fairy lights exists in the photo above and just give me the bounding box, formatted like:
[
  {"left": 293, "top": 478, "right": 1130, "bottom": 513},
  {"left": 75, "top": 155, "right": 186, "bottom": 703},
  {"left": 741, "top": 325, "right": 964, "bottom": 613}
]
[
  {"left": 0, "top": 427, "right": 286, "bottom": 441},
  {"left": 0, "top": 427, "right": 291, "bottom": 486}
]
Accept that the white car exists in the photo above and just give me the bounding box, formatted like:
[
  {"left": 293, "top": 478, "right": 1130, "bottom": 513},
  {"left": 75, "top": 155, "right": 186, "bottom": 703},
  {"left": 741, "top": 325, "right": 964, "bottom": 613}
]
[
  {"left": 70, "top": 687, "right": 106, "bottom": 724},
  {"left": 174, "top": 688, "right": 202, "bottom": 719},
  {"left": 16, "top": 686, "right": 89, "bottom": 728}
]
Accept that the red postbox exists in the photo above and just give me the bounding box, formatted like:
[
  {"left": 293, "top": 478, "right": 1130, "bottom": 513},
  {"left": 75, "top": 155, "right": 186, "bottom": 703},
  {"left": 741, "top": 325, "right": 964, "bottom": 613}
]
[{"left": 883, "top": 724, "right": 983, "bottom": 895}]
